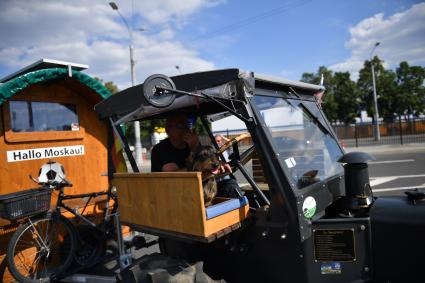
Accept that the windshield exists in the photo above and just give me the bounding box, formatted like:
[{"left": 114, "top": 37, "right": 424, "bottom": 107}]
[{"left": 253, "top": 95, "right": 344, "bottom": 189}]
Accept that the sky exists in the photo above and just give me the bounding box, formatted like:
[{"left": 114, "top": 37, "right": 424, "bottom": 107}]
[{"left": 0, "top": 0, "right": 424, "bottom": 90}]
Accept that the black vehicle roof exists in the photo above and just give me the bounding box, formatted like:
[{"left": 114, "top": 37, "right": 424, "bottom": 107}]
[{"left": 94, "top": 68, "right": 323, "bottom": 122}]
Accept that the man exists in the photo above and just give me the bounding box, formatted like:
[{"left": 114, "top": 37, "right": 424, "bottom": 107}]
[
  {"left": 151, "top": 114, "right": 241, "bottom": 198},
  {"left": 215, "top": 134, "right": 230, "bottom": 161},
  {"left": 151, "top": 114, "right": 200, "bottom": 172}
]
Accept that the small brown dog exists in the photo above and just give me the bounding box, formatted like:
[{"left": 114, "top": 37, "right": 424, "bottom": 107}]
[{"left": 187, "top": 146, "right": 221, "bottom": 206}]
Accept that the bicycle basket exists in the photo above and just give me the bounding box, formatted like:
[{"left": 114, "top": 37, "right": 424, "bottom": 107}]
[{"left": 0, "top": 188, "right": 53, "bottom": 221}]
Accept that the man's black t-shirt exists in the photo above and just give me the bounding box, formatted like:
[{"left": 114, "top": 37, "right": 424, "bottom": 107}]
[{"left": 151, "top": 138, "right": 190, "bottom": 172}]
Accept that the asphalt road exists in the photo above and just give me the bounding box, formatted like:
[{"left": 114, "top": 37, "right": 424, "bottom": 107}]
[{"left": 346, "top": 143, "right": 425, "bottom": 197}]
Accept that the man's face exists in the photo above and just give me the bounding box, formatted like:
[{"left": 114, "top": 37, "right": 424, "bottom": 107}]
[
  {"left": 166, "top": 116, "right": 189, "bottom": 142},
  {"left": 215, "top": 136, "right": 223, "bottom": 146}
]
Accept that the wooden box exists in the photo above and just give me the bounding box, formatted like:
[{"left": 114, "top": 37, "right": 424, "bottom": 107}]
[{"left": 113, "top": 172, "right": 249, "bottom": 241}]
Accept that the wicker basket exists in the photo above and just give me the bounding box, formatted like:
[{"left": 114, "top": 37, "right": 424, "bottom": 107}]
[{"left": 0, "top": 188, "right": 53, "bottom": 221}]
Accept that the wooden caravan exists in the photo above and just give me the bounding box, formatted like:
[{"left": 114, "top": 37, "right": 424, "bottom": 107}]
[
  {"left": 113, "top": 172, "right": 249, "bottom": 242},
  {"left": 0, "top": 59, "right": 113, "bottom": 281}
]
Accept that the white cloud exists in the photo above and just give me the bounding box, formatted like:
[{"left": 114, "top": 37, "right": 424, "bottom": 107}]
[
  {"left": 135, "top": 0, "right": 226, "bottom": 24},
  {"left": 329, "top": 3, "right": 425, "bottom": 79},
  {"left": 0, "top": 0, "right": 221, "bottom": 89}
]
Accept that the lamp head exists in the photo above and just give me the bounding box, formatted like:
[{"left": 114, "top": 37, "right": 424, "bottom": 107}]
[{"left": 109, "top": 2, "right": 118, "bottom": 10}]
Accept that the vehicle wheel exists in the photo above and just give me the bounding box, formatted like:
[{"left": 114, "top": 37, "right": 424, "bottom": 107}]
[
  {"left": 73, "top": 225, "right": 106, "bottom": 267},
  {"left": 7, "top": 215, "right": 76, "bottom": 283}
]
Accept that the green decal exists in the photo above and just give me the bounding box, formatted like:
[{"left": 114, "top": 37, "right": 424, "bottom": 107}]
[{"left": 302, "top": 196, "right": 317, "bottom": 218}]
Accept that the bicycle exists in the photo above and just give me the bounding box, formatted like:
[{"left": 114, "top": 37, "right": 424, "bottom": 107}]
[{"left": 2, "top": 161, "right": 119, "bottom": 283}]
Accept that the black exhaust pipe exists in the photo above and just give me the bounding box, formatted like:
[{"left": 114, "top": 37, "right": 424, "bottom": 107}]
[{"left": 338, "top": 152, "right": 375, "bottom": 215}]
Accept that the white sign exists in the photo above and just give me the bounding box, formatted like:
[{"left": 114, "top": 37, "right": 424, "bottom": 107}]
[
  {"left": 285, "top": 157, "right": 296, "bottom": 168},
  {"left": 7, "top": 145, "right": 84, "bottom": 162}
]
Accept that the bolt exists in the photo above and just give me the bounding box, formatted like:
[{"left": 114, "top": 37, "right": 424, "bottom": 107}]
[
  {"left": 300, "top": 254, "right": 304, "bottom": 258},
  {"left": 281, "top": 234, "right": 287, "bottom": 239},
  {"left": 364, "top": 267, "right": 369, "bottom": 272},
  {"left": 262, "top": 231, "right": 268, "bottom": 237},
  {"left": 360, "top": 225, "right": 366, "bottom": 231}
]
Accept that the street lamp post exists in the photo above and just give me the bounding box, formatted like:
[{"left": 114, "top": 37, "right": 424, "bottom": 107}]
[
  {"left": 370, "top": 42, "right": 381, "bottom": 141},
  {"left": 110, "top": 2, "right": 143, "bottom": 169}
]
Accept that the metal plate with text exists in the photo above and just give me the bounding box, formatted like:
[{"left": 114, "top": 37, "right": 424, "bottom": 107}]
[{"left": 313, "top": 229, "right": 356, "bottom": 262}]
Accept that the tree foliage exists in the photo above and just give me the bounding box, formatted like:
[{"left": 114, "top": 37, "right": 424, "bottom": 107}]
[
  {"left": 301, "top": 67, "right": 358, "bottom": 124},
  {"left": 396, "top": 61, "right": 425, "bottom": 118},
  {"left": 333, "top": 72, "right": 358, "bottom": 124},
  {"left": 304, "top": 57, "right": 424, "bottom": 124}
]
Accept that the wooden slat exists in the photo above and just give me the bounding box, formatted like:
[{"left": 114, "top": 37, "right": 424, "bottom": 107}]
[
  {"left": 114, "top": 172, "right": 207, "bottom": 237},
  {"left": 114, "top": 172, "right": 250, "bottom": 239}
]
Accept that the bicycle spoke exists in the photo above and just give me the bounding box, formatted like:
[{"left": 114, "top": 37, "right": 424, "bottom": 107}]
[{"left": 28, "top": 220, "right": 48, "bottom": 250}]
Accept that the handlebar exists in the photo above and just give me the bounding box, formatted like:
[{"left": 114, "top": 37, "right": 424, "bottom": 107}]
[
  {"left": 29, "top": 174, "right": 72, "bottom": 189},
  {"left": 51, "top": 179, "right": 73, "bottom": 188}
]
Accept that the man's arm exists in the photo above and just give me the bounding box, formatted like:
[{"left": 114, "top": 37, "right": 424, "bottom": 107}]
[{"left": 162, "top": 162, "right": 187, "bottom": 172}]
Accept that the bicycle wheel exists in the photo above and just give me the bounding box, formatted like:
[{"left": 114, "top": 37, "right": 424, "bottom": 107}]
[{"left": 7, "top": 214, "right": 76, "bottom": 283}]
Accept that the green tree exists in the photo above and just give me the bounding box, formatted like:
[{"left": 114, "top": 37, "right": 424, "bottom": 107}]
[
  {"left": 396, "top": 61, "right": 425, "bottom": 119},
  {"left": 333, "top": 72, "right": 358, "bottom": 124},
  {"left": 357, "top": 56, "right": 398, "bottom": 122},
  {"left": 301, "top": 66, "right": 338, "bottom": 123},
  {"left": 104, "top": 81, "right": 119, "bottom": 94}
]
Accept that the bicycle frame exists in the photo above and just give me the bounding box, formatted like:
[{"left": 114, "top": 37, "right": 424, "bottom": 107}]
[{"left": 54, "top": 186, "right": 116, "bottom": 230}]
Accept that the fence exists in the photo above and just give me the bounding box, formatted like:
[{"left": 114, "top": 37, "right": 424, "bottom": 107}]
[{"left": 332, "top": 118, "right": 425, "bottom": 147}]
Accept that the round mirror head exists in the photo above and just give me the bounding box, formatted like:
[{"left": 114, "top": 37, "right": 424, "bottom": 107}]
[{"left": 143, "top": 74, "right": 176, "bottom": 108}]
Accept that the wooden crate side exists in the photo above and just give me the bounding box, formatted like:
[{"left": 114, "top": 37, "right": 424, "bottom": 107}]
[
  {"left": 205, "top": 204, "right": 249, "bottom": 236},
  {"left": 114, "top": 172, "right": 207, "bottom": 237}
]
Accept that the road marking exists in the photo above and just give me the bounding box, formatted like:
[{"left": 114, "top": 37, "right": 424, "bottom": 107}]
[
  {"left": 373, "top": 185, "right": 425, "bottom": 193},
  {"left": 370, "top": 174, "right": 425, "bottom": 187},
  {"left": 369, "top": 159, "right": 415, "bottom": 164},
  {"left": 370, "top": 177, "right": 398, "bottom": 187}
]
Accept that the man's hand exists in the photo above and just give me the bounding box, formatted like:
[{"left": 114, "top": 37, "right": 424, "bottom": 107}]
[
  {"left": 219, "top": 161, "right": 232, "bottom": 174},
  {"left": 183, "top": 131, "right": 200, "bottom": 151}
]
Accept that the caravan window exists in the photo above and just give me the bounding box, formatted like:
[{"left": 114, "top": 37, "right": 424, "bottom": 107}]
[{"left": 9, "top": 101, "right": 79, "bottom": 132}]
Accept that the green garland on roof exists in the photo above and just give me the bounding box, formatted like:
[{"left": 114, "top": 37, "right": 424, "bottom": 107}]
[{"left": 0, "top": 68, "right": 112, "bottom": 105}]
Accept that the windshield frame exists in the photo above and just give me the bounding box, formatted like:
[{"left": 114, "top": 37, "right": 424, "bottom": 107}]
[{"left": 249, "top": 88, "right": 345, "bottom": 196}]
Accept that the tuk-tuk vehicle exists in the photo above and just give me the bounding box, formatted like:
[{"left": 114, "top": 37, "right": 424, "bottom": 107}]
[{"left": 94, "top": 69, "right": 425, "bottom": 283}]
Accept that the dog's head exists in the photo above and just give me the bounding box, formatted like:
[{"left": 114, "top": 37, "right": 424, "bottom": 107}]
[{"left": 187, "top": 146, "right": 221, "bottom": 178}]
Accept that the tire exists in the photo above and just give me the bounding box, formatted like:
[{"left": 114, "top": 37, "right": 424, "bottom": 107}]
[
  {"left": 73, "top": 225, "right": 106, "bottom": 267},
  {"left": 7, "top": 214, "right": 77, "bottom": 283}
]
